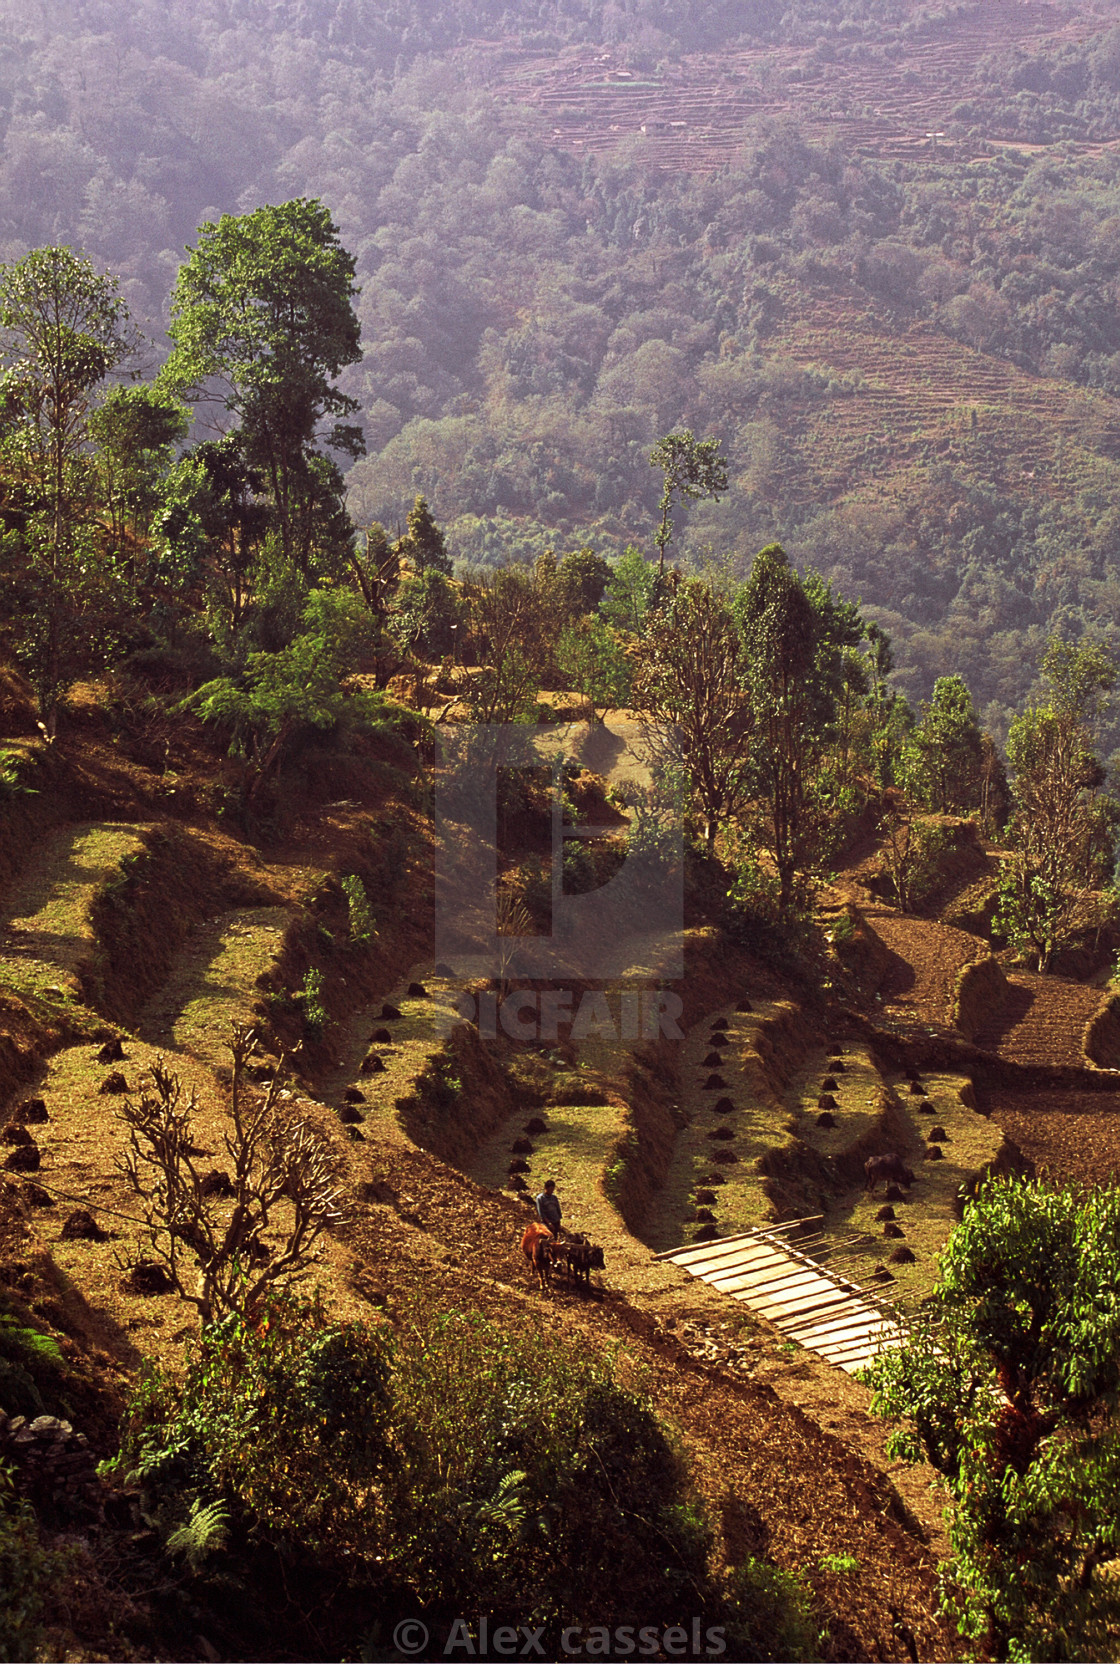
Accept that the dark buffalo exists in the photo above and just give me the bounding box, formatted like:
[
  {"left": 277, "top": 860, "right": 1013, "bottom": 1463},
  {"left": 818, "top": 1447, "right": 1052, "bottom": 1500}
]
[{"left": 864, "top": 1154, "right": 916, "bottom": 1194}]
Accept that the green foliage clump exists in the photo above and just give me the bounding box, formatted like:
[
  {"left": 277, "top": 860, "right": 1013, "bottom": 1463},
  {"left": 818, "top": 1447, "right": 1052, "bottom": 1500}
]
[
  {"left": 297, "top": 967, "right": 327, "bottom": 1038},
  {"left": 0, "top": 1471, "right": 68, "bottom": 1663},
  {"left": 113, "top": 1294, "right": 815, "bottom": 1661},
  {"left": 864, "top": 1178, "right": 1120, "bottom": 1662},
  {"left": 341, "top": 874, "right": 376, "bottom": 945}
]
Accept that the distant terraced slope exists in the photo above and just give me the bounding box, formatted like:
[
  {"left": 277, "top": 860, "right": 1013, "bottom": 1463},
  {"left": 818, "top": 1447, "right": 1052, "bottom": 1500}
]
[{"left": 491, "top": 0, "right": 1115, "bottom": 169}]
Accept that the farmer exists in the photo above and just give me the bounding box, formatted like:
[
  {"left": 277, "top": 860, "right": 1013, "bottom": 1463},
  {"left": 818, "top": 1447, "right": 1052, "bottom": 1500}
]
[{"left": 535, "top": 1178, "right": 562, "bottom": 1238}]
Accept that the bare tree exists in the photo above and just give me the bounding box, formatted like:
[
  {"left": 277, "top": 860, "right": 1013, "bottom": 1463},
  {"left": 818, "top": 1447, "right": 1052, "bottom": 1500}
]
[{"left": 118, "top": 1024, "right": 346, "bottom": 1326}]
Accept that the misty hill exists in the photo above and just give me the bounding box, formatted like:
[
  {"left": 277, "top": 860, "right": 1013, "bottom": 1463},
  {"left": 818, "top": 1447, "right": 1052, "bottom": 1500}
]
[{"left": 5, "top": 0, "right": 1120, "bottom": 738}]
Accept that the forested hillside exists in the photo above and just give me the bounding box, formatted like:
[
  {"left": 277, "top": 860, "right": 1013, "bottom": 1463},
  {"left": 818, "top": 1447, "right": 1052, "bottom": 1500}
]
[{"left": 5, "top": 0, "right": 1120, "bottom": 738}]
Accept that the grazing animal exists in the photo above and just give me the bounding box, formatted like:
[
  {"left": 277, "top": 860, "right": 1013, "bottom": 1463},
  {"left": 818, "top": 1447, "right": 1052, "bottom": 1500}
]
[
  {"left": 521, "top": 1223, "right": 554, "bottom": 1291},
  {"left": 864, "top": 1154, "right": 916, "bottom": 1194}
]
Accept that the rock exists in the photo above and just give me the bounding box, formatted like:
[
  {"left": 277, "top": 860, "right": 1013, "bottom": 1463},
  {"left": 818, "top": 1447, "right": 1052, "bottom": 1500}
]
[
  {"left": 905, "top": 1067, "right": 921, "bottom": 1082},
  {"left": 2, "top": 1123, "right": 32, "bottom": 1145},
  {"left": 4, "top": 1144, "right": 40, "bottom": 1172},
  {"left": 702, "top": 1075, "right": 727, "bottom": 1090},
  {"left": 926, "top": 1145, "right": 944, "bottom": 1160},
  {"left": 816, "top": 1112, "right": 836, "bottom": 1128},
  {"left": 338, "top": 1103, "right": 363, "bottom": 1125},
  {"left": 23, "top": 1184, "right": 53, "bottom": 1208},
  {"left": 693, "top": 1224, "right": 720, "bottom": 1242},
  {"left": 360, "top": 1052, "right": 386, "bottom": 1074},
  {"left": 883, "top": 1222, "right": 905, "bottom": 1238},
  {"left": 347, "top": 1126, "right": 365, "bottom": 1141},
  {"left": 885, "top": 1184, "right": 906, "bottom": 1203},
  {"left": 820, "top": 1076, "right": 838, "bottom": 1092},
  {"left": 694, "top": 1189, "right": 717, "bottom": 1205},
  {"left": 96, "top": 1038, "right": 125, "bottom": 1064},
  {"left": 889, "top": 1246, "right": 916, "bottom": 1264},
  {"left": 508, "top": 1157, "right": 530, "bottom": 1175},
  {"left": 434, "top": 962, "right": 454, "bottom": 976},
  {"left": 713, "top": 1097, "right": 735, "bottom": 1114},
  {"left": 708, "top": 1033, "right": 729, "bottom": 1049},
  {"left": 703, "top": 1172, "right": 727, "bottom": 1185},
  {"left": 710, "top": 1018, "right": 729, "bottom": 1032},
  {"left": 60, "top": 1209, "right": 107, "bottom": 1242},
  {"left": 708, "top": 1126, "right": 735, "bottom": 1141},
  {"left": 871, "top": 1265, "right": 895, "bottom": 1281},
  {"left": 370, "top": 1028, "right": 393, "bottom": 1044},
  {"left": 875, "top": 1205, "right": 896, "bottom": 1222},
  {"left": 124, "top": 1259, "right": 174, "bottom": 1295},
  {"left": 98, "top": 1072, "right": 128, "bottom": 1095},
  {"left": 702, "top": 1051, "right": 723, "bottom": 1067},
  {"left": 735, "top": 998, "right": 753, "bottom": 1013},
  {"left": 523, "top": 1116, "right": 549, "bottom": 1135},
  {"left": 360, "top": 1179, "right": 396, "bottom": 1205},
  {"left": 828, "top": 1059, "right": 846, "bottom": 1073},
  {"left": 817, "top": 1094, "right": 838, "bottom": 1110},
  {"left": 508, "top": 1174, "right": 528, "bottom": 1192},
  {"left": 711, "top": 1149, "right": 738, "bottom": 1165},
  {"left": 381, "top": 1003, "right": 402, "bottom": 1020},
  {"left": 200, "top": 1169, "right": 234, "bottom": 1198},
  {"left": 928, "top": 1125, "right": 948, "bottom": 1142},
  {"left": 343, "top": 1086, "right": 366, "bottom": 1104},
  {"left": 407, "top": 982, "right": 427, "bottom": 997},
  {"left": 13, "top": 1099, "right": 47, "bottom": 1124},
  {"left": 918, "top": 1099, "right": 935, "bottom": 1114},
  {"left": 695, "top": 1207, "right": 717, "bottom": 1224},
  {"left": 511, "top": 1137, "right": 534, "bottom": 1155},
  {"left": 908, "top": 1081, "right": 924, "bottom": 1096}
]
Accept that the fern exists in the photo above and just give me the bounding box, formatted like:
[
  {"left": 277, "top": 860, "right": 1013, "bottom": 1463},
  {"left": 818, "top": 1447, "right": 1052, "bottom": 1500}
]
[
  {"left": 461, "top": 1468, "right": 528, "bottom": 1533},
  {"left": 166, "top": 1497, "right": 229, "bottom": 1572}
]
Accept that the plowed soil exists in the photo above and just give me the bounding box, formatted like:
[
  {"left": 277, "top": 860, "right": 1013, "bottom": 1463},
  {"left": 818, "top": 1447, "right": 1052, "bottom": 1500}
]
[
  {"left": 973, "top": 1084, "right": 1120, "bottom": 1188},
  {"left": 973, "top": 971, "right": 1102, "bottom": 1067},
  {"left": 860, "top": 905, "right": 980, "bottom": 1032}
]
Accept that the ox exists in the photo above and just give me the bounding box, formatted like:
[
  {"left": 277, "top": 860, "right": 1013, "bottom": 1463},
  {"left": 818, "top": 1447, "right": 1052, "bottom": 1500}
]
[
  {"left": 520, "top": 1222, "right": 554, "bottom": 1291},
  {"left": 864, "top": 1154, "right": 916, "bottom": 1194},
  {"left": 553, "top": 1232, "right": 607, "bottom": 1290}
]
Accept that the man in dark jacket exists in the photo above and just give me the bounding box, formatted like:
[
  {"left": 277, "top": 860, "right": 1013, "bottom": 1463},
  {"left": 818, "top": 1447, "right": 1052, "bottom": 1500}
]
[{"left": 535, "top": 1178, "right": 562, "bottom": 1238}]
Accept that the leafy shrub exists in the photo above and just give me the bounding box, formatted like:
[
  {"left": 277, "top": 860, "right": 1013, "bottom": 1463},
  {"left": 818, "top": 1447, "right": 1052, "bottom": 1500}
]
[
  {"left": 112, "top": 1293, "right": 815, "bottom": 1659},
  {"left": 297, "top": 967, "right": 327, "bottom": 1038},
  {"left": 341, "top": 873, "right": 376, "bottom": 944},
  {"left": 0, "top": 1472, "right": 68, "bottom": 1662}
]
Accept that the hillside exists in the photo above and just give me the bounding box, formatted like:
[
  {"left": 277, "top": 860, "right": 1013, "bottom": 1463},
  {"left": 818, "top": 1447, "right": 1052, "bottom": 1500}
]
[{"left": 6, "top": 2, "right": 1120, "bottom": 736}]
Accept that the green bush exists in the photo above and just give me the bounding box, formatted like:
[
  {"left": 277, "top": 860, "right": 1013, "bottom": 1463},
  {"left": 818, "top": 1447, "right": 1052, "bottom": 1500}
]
[
  {"left": 112, "top": 1294, "right": 816, "bottom": 1660},
  {"left": 0, "top": 1472, "right": 68, "bottom": 1662},
  {"left": 341, "top": 873, "right": 376, "bottom": 944}
]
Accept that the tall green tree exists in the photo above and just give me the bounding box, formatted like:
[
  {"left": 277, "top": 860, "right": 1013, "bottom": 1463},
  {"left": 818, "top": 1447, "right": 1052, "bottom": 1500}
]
[
  {"left": 865, "top": 1178, "right": 1120, "bottom": 1662},
  {"left": 996, "top": 638, "right": 1119, "bottom": 970},
  {"left": 160, "top": 199, "right": 364, "bottom": 585},
  {"left": 648, "top": 430, "right": 728, "bottom": 577},
  {"left": 633, "top": 577, "right": 751, "bottom": 848},
  {"left": 0, "top": 246, "right": 136, "bottom": 733},
  {"left": 397, "top": 494, "right": 451, "bottom": 577},
  {"left": 735, "top": 544, "right": 828, "bottom": 911},
  {"left": 907, "top": 675, "right": 984, "bottom": 813}
]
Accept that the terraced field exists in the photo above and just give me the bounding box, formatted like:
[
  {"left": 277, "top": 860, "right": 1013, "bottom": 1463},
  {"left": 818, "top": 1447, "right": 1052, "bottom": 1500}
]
[{"left": 490, "top": 0, "right": 1116, "bottom": 170}]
